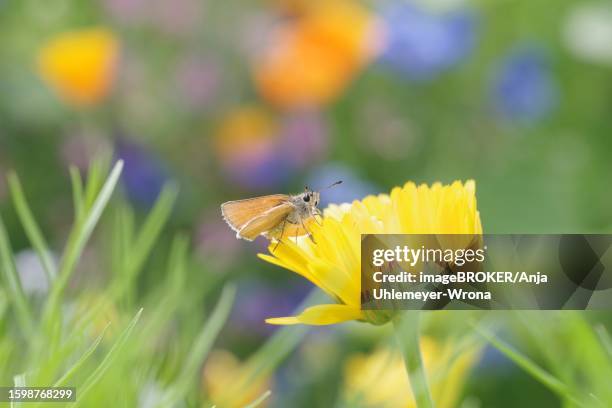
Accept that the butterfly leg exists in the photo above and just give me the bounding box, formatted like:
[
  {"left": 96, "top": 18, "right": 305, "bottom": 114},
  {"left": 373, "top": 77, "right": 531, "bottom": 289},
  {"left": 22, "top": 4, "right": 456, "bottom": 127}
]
[
  {"left": 273, "top": 218, "right": 288, "bottom": 252},
  {"left": 300, "top": 218, "right": 316, "bottom": 244},
  {"left": 313, "top": 209, "right": 323, "bottom": 226}
]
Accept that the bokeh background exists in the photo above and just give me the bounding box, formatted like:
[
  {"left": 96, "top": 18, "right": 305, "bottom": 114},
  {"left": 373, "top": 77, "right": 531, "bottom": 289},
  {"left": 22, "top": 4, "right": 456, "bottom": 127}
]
[{"left": 1, "top": 0, "right": 612, "bottom": 406}]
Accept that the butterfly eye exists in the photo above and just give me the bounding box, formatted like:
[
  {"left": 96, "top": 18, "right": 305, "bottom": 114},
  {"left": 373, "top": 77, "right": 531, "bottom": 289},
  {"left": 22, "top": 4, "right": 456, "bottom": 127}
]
[{"left": 303, "top": 195, "right": 310, "bottom": 202}]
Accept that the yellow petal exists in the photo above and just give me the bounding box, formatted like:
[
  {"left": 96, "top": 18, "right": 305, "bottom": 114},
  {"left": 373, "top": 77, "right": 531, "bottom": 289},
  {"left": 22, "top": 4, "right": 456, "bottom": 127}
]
[{"left": 266, "top": 304, "right": 362, "bottom": 325}]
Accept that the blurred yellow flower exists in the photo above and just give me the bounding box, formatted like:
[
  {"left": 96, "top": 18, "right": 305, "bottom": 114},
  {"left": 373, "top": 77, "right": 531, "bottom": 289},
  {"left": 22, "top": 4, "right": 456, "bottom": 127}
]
[
  {"left": 343, "top": 337, "right": 481, "bottom": 408},
  {"left": 214, "top": 106, "right": 278, "bottom": 164},
  {"left": 259, "top": 180, "right": 482, "bottom": 325},
  {"left": 202, "top": 350, "right": 271, "bottom": 408},
  {"left": 38, "top": 28, "right": 119, "bottom": 107},
  {"left": 254, "top": 1, "right": 379, "bottom": 108},
  {"left": 74, "top": 292, "right": 120, "bottom": 340}
]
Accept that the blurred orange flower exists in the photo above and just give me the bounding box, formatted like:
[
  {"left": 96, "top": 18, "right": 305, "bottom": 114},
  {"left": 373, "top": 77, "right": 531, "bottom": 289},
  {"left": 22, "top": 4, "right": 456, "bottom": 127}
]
[
  {"left": 254, "top": 1, "right": 380, "bottom": 108},
  {"left": 38, "top": 28, "right": 119, "bottom": 107}
]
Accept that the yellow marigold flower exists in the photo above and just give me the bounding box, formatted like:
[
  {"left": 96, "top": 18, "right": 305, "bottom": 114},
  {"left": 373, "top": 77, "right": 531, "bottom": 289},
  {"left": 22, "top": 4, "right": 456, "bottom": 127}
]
[
  {"left": 258, "top": 180, "right": 482, "bottom": 325},
  {"left": 343, "top": 337, "right": 481, "bottom": 408},
  {"left": 253, "top": 0, "right": 380, "bottom": 108},
  {"left": 202, "top": 350, "right": 271, "bottom": 408},
  {"left": 38, "top": 28, "right": 119, "bottom": 107}
]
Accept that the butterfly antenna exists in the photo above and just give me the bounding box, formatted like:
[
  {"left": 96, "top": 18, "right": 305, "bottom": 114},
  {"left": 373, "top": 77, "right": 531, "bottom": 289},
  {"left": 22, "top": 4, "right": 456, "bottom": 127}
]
[{"left": 323, "top": 180, "right": 342, "bottom": 190}]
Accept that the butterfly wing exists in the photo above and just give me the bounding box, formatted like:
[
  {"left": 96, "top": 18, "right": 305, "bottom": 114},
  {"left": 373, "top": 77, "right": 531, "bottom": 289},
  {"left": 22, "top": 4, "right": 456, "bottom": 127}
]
[
  {"left": 221, "top": 194, "right": 290, "bottom": 237},
  {"left": 237, "top": 202, "right": 295, "bottom": 240}
]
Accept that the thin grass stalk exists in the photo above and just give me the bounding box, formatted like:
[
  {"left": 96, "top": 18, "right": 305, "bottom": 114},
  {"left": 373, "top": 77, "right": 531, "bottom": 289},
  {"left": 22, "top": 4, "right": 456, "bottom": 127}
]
[{"left": 393, "top": 311, "right": 434, "bottom": 408}]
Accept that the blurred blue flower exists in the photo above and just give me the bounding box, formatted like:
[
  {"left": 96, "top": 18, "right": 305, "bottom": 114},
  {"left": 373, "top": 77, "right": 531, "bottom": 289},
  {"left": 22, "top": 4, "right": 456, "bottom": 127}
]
[
  {"left": 379, "top": 2, "right": 477, "bottom": 81},
  {"left": 115, "top": 139, "right": 170, "bottom": 208},
  {"left": 223, "top": 155, "right": 293, "bottom": 191},
  {"left": 306, "top": 163, "right": 378, "bottom": 207},
  {"left": 491, "top": 46, "right": 558, "bottom": 123}
]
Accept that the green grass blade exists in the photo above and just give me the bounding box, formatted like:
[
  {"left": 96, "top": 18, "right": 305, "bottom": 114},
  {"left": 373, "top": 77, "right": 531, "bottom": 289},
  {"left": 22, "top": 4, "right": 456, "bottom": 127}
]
[
  {"left": 44, "top": 160, "right": 124, "bottom": 325},
  {"left": 225, "top": 290, "right": 324, "bottom": 398},
  {"left": 0, "top": 213, "right": 34, "bottom": 336},
  {"left": 110, "top": 204, "right": 134, "bottom": 279},
  {"left": 53, "top": 323, "right": 110, "bottom": 387},
  {"left": 473, "top": 324, "right": 588, "bottom": 407},
  {"left": 74, "top": 308, "right": 143, "bottom": 406},
  {"left": 595, "top": 325, "right": 612, "bottom": 360},
  {"left": 69, "top": 166, "right": 84, "bottom": 223},
  {"left": 244, "top": 390, "right": 272, "bottom": 408},
  {"left": 159, "top": 284, "right": 236, "bottom": 407},
  {"left": 0, "top": 288, "right": 8, "bottom": 320},
  {"left": 126, "top": 183, "right": 178, "bottom": 275},
  {"left": 82, "top": 157, "right": 108, "bottom": 212},
  {"left": 393, "top": 311, "right": 434, "bottom": 408},
  {"left": 7, "top": 172, "right": 57, "bottom": 282},
  {"left": 112, "top": 183, "right": 178, "bottom": 299}
]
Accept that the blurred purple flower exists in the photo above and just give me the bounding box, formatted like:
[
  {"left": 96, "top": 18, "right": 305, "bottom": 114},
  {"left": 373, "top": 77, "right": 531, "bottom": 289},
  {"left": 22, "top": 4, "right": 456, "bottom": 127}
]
[
  {"left": 279, "top": 109, "right": 329, "bottom": 169},
  {"left": 491, "top": 46, "right": 558, "bottom": 123},
  {"left": 229, "top": 281, "right": 310, "bottom": 335},
  {"left": 103, "top": 0, "right": 148, "bottom": 23},
  {"left": 175, "top": 56, "right": 221, "bottom": 109},
  {"left": 214, "top": 106, "right": 295, "bottom": 191},
  {"left": 195, "top": 212, "right": 242, "bottom": 269},
  {"left": 223, "top": 154, "right": 293, "bottom": 191},
  {"left": 150, "top": 0, "right": 200, "bottom": 37},
  {"left": 103, "top": 0, "right": 199, "bottom": 36},
  {"left": 60, "top": 131, "right": 112, "bottom": 170},
  {"left": 306, "top": 163, "right": 378, "bottom": 207},
  {"left": 379, "top": 2, "right": 477, "bottom": 81},
  {"left": 115, "top": 139, "right": 170, "bottom": 208},
  {"left": 215, "top": 107, "right": 329, "bottom": 191}
]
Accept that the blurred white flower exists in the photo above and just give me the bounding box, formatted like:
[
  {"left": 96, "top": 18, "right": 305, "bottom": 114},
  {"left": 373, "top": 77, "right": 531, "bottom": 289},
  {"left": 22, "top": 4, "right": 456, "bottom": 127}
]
[
  {"left": 15, "top": 250, "right": 56, "bottom": 295},
  {"left": 411, "top": 0, "right": 469, "bottom": 13},
  {"left": 564, "top": 2, "right": 612, "bottom": 65},
  {"left": 138, "top": 381, "right": 165, "bottom": 408}
]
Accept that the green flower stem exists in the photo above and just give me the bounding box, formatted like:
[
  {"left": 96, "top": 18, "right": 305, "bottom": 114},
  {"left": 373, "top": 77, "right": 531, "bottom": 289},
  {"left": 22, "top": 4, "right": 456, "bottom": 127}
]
[{"left": 393, "top": 310, "right": 434, "bottom": 408}]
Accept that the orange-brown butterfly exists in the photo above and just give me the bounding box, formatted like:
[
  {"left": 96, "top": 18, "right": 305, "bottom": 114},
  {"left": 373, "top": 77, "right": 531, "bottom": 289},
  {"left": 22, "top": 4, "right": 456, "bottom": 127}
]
[{"left": 221, "top": 181, "right": 342, "bottom": 247}]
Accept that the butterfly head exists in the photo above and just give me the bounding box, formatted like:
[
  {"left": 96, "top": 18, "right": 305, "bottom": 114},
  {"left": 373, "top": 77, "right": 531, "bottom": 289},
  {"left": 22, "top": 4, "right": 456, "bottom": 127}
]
[{"left": 302, "top": 187, "right": 320, "bottom": 207}]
